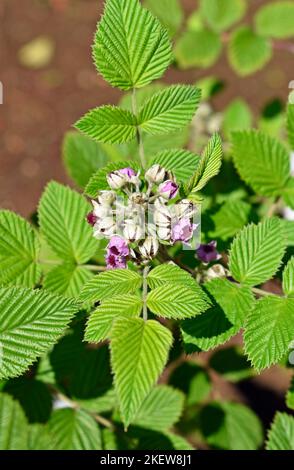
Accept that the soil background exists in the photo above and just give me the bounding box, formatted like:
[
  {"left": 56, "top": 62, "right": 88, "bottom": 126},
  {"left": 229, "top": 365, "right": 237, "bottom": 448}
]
[{"left": 0, "top": 0, "right": 293, "bottom": 435}]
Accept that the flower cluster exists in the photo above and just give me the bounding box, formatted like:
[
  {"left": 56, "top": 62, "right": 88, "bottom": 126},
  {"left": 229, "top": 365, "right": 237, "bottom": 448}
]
[{"left": 87, "top": 165, "right": 199, "bottom": 269}]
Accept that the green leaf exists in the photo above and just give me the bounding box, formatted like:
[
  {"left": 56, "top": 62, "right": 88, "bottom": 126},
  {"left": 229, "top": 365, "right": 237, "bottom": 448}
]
[
  {"left": 232, "top": 130, "right": 290, "bottom": 197},
  {"left": 266, "top": 412, "right": 294, "bottom": 450},
  {"left": 286, "top": 378, "right": 294, "bottom": 410},
  {"left": 0, "top": 286, "right": 77, "bottom": 380},
  {"left": 93, "top": 0, "right": 172, "bottom": 90},
  {"left": 287, "top": 104, "right": 294, "bottom": 149},
  {"left": 200, "top": 0, "right": 246, "bottom": 32},
  {"left": 75, "top": 106, "right": 137, "bottom": 144},
  {"left": 137, "top": 430, "right": 194, "bottom": 450},
  {"left": 282, "top": 178, "right": 294, "bottom": 209},
  {"left": 84, "top": 161, "right": 139, "bottom": 198},
  {"left": 244, "top": 296, "right": 294, "bottom": 371},
  {"left": 222, "top": 99, "right": 252, "bottom": 139},
  {"left": 138, "top": 85, "right": 201, "bottom": 135},
  {"left": 110, "top": 318, "right": 172, "bottom": 428},
  {"left": 79, "top": 269, "right": 142, "bottom": 304},
  {"left": 181, "top": 278, "right": 254, "bottom": 352},
  {"left": 229, "top": 218, "right": 286, "bottom": 287},
  {"left": 228, "top": 26, "right": 272, "bottom": 76},
  {"left": 0, "top": 211, "right": 41, "bottom": 288},
  {"left": 85, "top": 294, "right": 142, "bottom": 343},
  {"left": 0, "top": 393, "right": 28, "bottom": 450},
  {"left": 169, "top": 362, "right": 211, "bottom": 406},
  {"left": 200, "top": 401, "right": 263, "bottom": 450},
  {"left": 131, "top": 385, "right": 184, "bottom": 431},
  {"left": 39, "top": 182, "right": 98, "bottom": 264},
  {"left": 255, "top": 1, "right": 294, "bottom": 39},
  {"left": 144, "top": 0, "right": 183, "bottom": 38},
  {"left": 283, "top": 257, "right": 294, "bottom": 297},
  {"left": 209, "top": 346, "right": 253, "bottom": 383},
  {"left": 185, "top": 133, "right": 222, "bottom": 194},
  {"left": 48, "top": 408, "right": 102, "bottom": 450},
  {"left": 43, "top": 263, "right": 94, "bottom": 298},
  {"left": 150, "top": 149, "right": 200, "bottom": 183},
  {"left": 174, "top": 30, "right": 222, "bottom": 69},
  {"left": 209, "top": 200, "right": 251, "bottom": 241},
  {"left": 282, "top": 220, "right": 294, "bottom": 246},
  {"left": 147, "top": 283, "right": 209, "bottom": 320},
  {"left": 62, "top": 132, "right": 109, "bottom": 189},
  {"left": 27, "top": 424, "right": 55, "bottom": 450}
]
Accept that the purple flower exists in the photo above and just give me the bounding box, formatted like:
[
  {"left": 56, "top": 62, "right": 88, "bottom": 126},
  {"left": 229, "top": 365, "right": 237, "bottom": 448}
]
[
  {"left": 196, "top": 241, "right": 220, "bottom": 263},
  {"left": 86, "top": 211, "right": 98, "bottom": 227},
  {"left": 106, "top": 236, "right": 129, "bottom": 269},
  {"left": 118, "top": 167, "right": 136, "bottom": 178},
  {"left": 172, "top": 218, "right": 194, "bottom": 243},
  {"left": 158, "top": 180, "right": 179, "bottom": 200},
  {"left": 106, "top": 253, "right": 127, "bottom": 270}
]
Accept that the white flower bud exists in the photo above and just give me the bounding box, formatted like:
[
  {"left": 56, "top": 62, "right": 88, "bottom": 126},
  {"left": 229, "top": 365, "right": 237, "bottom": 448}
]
[
  {"left": 175, "top": 199, "right": 196, "bottom": 219},
  {"left": 93, "top": 217, "right": 116, "bottom": 239},
  {"left": 153, "top": 200, "right": 173, "bottom": 228},
  {"left": 205, "top": 264, "right": 227, "bottom": 281},
  {"left": 98, "top": 190, "right": 116, "bottom": 206},
  {"left": 92, "top": 200, "right": 110, "bottom": 219},
  {"left": 107, "top": 171, "right": 126, "bottom": 190},
  {"left": 138, "top": 236, "right": 159, "bottom": 260},
  {"left": 123, "top": 219, "right": 144, "bottom": 242},
  {"left": 145, "top": 164, "right": 166, "bottom": 184},
  {"left": 129, "top": 192, "right": 147, "bottom": 206},
  {"left": 157, "top": 226, "right": 171, "bottom": 241}
]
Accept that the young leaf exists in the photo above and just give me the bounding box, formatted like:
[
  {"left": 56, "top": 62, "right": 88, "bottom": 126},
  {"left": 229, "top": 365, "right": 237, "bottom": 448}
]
[
  {"left": 48, "top": 408, "right": 102, "bottom": 450},
  {"left": 287, "top": 104, "right": 294, "bottom": 149},
  {"left": 43, "top": 263, "right": 94, "bottom": 298},
  {"left": 222, "top": 99, "right": 252, "bottom": 139},
  {"left": 0, "top": 211, "right": 41, "bottom": 288},
  {"left": 0, "top": 393, "right": 28, "bottom": 450},
  {"left": 85, "top": 294, "right": 143, "bottom": 343},
  {"left": 38, "top": 182, "right": 97, "bottom": 264},
  {"left": 93, "top": 0, "right": 172, "bottom": 90},
  {"left": 0, "top": 286, "right": 77, "bottom": 380},
  {"left": 245, "top": 297, "right": 294, "bottom": 370},
  {"left": 144, "top": 0, "right": 183, "bottom": 38},
  {"left": 131, "top": 385, "right": 184, "bottom": 431},
  {"left": 231, "top": 130, "right": 290, "bottom": 197},
  {"left": 110, "top": 317, "right": 172, "bottom": 428},
  {"left": 185, "top": 133, "right": 222, "bottom": 194},
  {"left": 229, "top": 218, "right": 286, "bottom": 287},
  {"left": 62, "top": 132, "right": 109, "bottom": 189},
  {"left": 84, "top": 160, "right": 139, "bottom": 198},
  {"left": 228, "top": 27, "right": 272, "bottom": 76},
  {"left": 75, "top": 106, "right": 137, "bottom": 144},
  {"left": 200, "top": 0, "right": 246, "bottom": 33},
  {"left": 79, "top": 269, "right": 142, "bottom": 304},
  {"left": 283, "top": 257, "right": 294, "bottom": 297},
  {"left": 147, "top": 283, "right": 209, "bottom": 320},
  {"left": 138, "top": 85, "right": 201, "bottom": 135},
  {"left": 255, "top": 1, "right": 294, "bottom": 39},
  {"left": 266, "top": 412, "right": 294, "bottom": 450},
  {"left": 150, "top": 149, "right": 200, "bottom": 183},
  {"left": 174, "top": 30, "right": 222, "bottom": 69},
  {"left": 209, "top": 200, "right": 251, "bottom": 241}
]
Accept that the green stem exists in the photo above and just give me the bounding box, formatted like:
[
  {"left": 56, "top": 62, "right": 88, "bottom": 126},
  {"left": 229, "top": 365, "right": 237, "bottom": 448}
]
[
  {"left": 142, "top": 265, "right": 150, "bottom": 321},
  {"left": 81, "top": 264, "right": 107, "bottom": 272},
  {"left": 132, "top": 88, "right": 147, "bottom": 169},
  {"left": 267, "top": 197, "right": 282, "bottom": 217}
]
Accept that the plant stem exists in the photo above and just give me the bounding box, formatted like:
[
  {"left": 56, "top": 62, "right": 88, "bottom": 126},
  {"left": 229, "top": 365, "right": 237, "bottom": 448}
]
[
  {"left": 80, "top": 264, "right": 107, "bottom": 272},
  {"left": 267, "top": 197, "right": 282, "bottom": 217},
  {"left": 142, "top": 265, "right": 150, "bottom": 321},
  {"left": 251, "top": 286, "right": 279, "bottom": 297},
  {"left": 132, "top": 88, "right": 147, "bottom": 169}
]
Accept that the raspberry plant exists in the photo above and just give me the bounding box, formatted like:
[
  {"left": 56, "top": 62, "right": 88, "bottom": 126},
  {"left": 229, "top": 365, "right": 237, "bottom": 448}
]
[{"left": 0, "top": 0, "right": 294, "bottom": 451}]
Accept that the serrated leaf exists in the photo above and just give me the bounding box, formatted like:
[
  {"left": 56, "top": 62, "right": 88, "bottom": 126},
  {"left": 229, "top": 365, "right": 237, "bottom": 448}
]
[
  {"left": 0, "top": 393, "right": 28, "bottom": 450},
  {"left": 75, "top": 106, "right": 137, "bottom": 144},
  {"left": 27, "top": 424, "right": 55, "bottom": 450},
  {"left": 255, "top": 1, "right": 294, "bottom": 39},
  {"left": 110, "top": 318, "right": 172, "bottom": 428},
  {"left": 131, "top": 385, "right": 184, "bottom": 431},
  {"left": 229, "top": 218, "right": 286, "bottom": 287},
  {"left": 84, "top": 161, "right": 139, "bottom": 198},
  {"left": 228, "top": 27, "right": 272, "bottom": 76},
  {"left": 85, "top": 294, "right": 142, "bottom": 343},
  {"left": 144, "top": 0, "right": 183, "bottom": 38},
  {"left": 232, "top": 130, "right": 290, "bottom": 197},
  {"left": 222, "top": 99, "right": 252, "bottom": 139},
  {"left": 48, "top": 408, "right": 102, "bottom": 450},
  {"left": 266, "top": 412, "right": 294, "bottom": 450},
  {"left": 287, "top": 104, "right": 294, "bottom": 149},
  {"left": 150, "top": 149, "right": 200, "bottom": 183},
  {"left": 181, "top": 278, "right": 254, "bottom": 353},
  {"left": 138, "top": 85, "right": 201, "bottom": 135},
  {"left": 200, "top": 0, "right": 246, "bottom": 33},
  {"left": 185, "top": 133, "right": 222, "bottom": 194},
  {"left": 0, "top": 287, "right": 77, "bottom": 380},
  {"left": 282, "top": 220, "right": 294, "bottom": 246},
  {"left": 209, "top": 200, "right": 251, "bottom": 241},
  {"left": 79, "top": 269, "right": 142, "bottom": 304},
  {"left": 283, "top": 257, "right": 294, "bottom": 297},
  {"left": 43, "top": 263, "right": 94, "bottom": 298},
  {"left": 93, "top": 0, "right": 172, "bottom": 90},
  {"left": 244, "top": 296, "right": 294, "bottom": 371},
  {"left": 286, "top": 378, "right": 294, "bottom": 410},
  {"left": 174, "top": 29, "right": 222, "bottom": 69},
  {"left": 0, "top": 211, "right": 41, "bottom": 288},
  {"left": 200, "top": 401, "right": 263, "bottom": 450},
  {"left": 147, "top": 283, "right": 209, "bottom": 320},
  {"left": 38, "top": 182, "right": 97, "bottom": 264},
  {"left": 282, "top": 178, "right": 294, "bottom": 209},
  {"left": 62, "top": 132, "right": 109, "bottom": 189}
]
